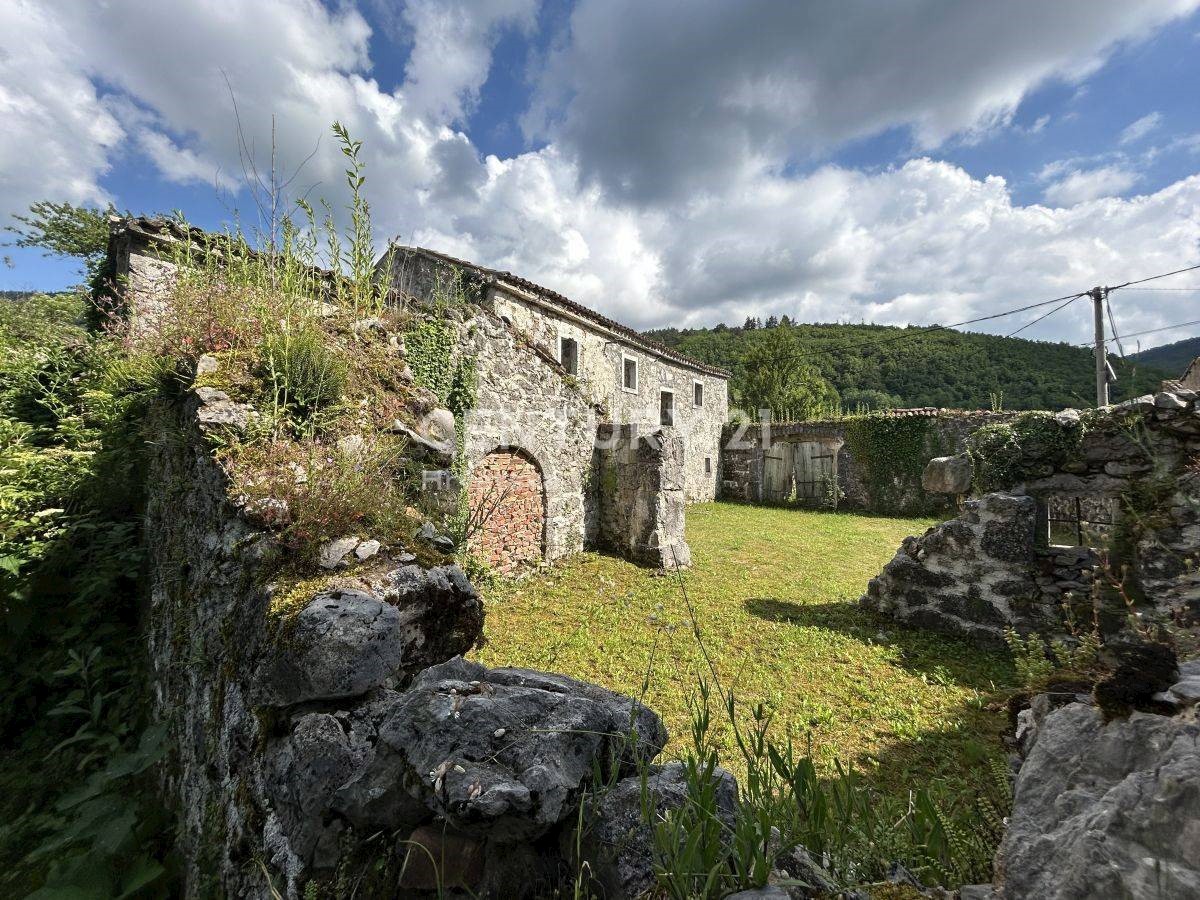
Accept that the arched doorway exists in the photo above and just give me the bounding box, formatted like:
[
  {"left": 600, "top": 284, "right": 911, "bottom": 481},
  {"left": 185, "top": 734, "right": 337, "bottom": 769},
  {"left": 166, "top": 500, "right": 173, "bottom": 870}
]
[{"left": 468, "top": 448, "right": 546, "bottom": 575}]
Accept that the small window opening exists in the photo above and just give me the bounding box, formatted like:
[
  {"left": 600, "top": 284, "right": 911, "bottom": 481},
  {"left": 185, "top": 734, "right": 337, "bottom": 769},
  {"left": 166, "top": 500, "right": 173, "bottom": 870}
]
[
  {"left": 560, "top": 337, "right": 579, "bottom": 375},
  {"left": 694, "top": 380, "right": 704, "bottom": 407},
  {"left": 705, "top": 456, "right": 712, "bottom": 474},
  {"left": 1042, "top": 495, "right": 1117, "bottom": 548},
  {"left": 623, "top": 356, "right": 639, "bottom": 392},
  {"left": 660, "top": 390, "right": 675, "bottom": 426}
]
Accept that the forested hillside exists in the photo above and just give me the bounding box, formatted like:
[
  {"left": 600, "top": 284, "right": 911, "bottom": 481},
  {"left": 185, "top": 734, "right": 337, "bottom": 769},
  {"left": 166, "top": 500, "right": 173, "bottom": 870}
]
[
  {"left": 644, "top": 322, "right": 1168, "bottom": 411},
  {"left": 1131, "top": 335, "right": 1200, "bottom": 379}
]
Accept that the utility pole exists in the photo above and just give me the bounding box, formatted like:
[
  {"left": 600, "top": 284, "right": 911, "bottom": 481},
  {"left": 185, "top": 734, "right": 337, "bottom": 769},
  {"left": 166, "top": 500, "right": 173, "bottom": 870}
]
[{"left": 1090, "top": 286, "right": 1109, "bottom": 407}]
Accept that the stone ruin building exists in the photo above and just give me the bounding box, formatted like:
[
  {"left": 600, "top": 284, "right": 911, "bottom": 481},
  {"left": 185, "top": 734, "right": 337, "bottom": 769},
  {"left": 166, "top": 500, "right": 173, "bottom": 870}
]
[{"left": 107, "top": 218, "right": 730, "bottom": 573}]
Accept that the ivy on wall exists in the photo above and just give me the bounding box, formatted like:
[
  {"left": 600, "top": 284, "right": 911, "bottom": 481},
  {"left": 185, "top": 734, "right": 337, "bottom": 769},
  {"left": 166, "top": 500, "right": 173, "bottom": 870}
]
[
  {"left": 967, "top": 412, "right": 1086, "bottom": 492},
  {"left": 843, "top": 415, "right": 948, "bottom": 515}
]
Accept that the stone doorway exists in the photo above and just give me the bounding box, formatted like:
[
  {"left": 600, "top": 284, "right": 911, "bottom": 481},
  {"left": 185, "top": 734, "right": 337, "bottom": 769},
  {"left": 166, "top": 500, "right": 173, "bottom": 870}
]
[{"left": 468, "top": 448, "right": 546, "bottom": 575}]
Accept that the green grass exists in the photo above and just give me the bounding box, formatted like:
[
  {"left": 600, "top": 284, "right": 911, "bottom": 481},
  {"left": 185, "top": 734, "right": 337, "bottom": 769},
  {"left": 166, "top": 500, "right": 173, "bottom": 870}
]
[{"left": 475, "top": 502, "right": 1015, "bottom": 801}]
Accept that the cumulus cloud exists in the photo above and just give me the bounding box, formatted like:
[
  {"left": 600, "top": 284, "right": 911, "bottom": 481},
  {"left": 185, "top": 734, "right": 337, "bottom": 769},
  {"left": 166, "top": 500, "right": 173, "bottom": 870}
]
[
  {"left": 0, "top": 0, "right": 123, "bottom": 211},
  {"left": 1042, "top": 165, "right": 1140, "bottom": 205},
  {"left": 2, "top": 0, "right": 1199, "bottom": 348},
  {"left": 523, "top": 0, "right": 1198, "bottom": 203},
  {"left": 1119, "top": 111, "right": 1163, "bottom": 145}
]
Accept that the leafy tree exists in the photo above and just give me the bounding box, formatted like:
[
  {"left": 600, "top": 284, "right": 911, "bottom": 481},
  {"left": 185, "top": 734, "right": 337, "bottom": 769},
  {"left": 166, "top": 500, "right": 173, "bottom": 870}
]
[
  {"left": 3, "top": 200, "right": 117, "bottom": 280},
  {"left": 742, "top": 316, "right": 758, "bottom": 331},
  {"left": 780, "top": 314, "right": 792, "bottom": 327},
  {"left": 644, "top": 320, "right": 1167, "bottom": 411},
  {"left": 737, "top": 326, "right": 839, "bottom": 420},
  {"left": 841, "top": 388, "right": 904, "bottom": 412},
  {"left": 765, "top": 314, "right": 780, "bottom": 328}
]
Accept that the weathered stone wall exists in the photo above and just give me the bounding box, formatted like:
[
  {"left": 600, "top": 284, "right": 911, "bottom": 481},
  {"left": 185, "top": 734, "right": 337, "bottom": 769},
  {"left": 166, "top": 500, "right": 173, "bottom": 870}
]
[
  {"left": 865, "top": 392, "right": 1200, "bottom": 642},
  {"left": 105, "top": 219, "right": 179, "bottom": 338},
  {"left": 596, "top": 425, "right": 692, "bottom": 569},
  {"left": 461, "top": 309, "right": 600, "bottom": 565},
  {"left": 145, "top": 389, "right": 694, "bottom": 899},
  {"left": 380, "top": 246, "right": 730, "bottom": 503},
  {"left": 489, "top": 288, "right": 728, "bottom": 503},
  {"left": 861, "top": 493, "right": 1058, "bottom": 644},
  {"left": 721, "top": 410, "right": 1018, "bottom": 512}
]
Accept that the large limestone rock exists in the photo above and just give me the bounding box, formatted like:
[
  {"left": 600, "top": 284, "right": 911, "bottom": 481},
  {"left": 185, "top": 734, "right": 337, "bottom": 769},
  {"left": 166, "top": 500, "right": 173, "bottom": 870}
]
[
  {"left": 997, "top": 701, "right": 1200, "bottom": 899},
  {"left": 253, "top": 565, "right": 482, "bottom": 707},
  {"left": 921, "top": 453, "right": 973, "bottom": 494},
  {"left": 267, "top": 657, "right": 669, "bottom": 873}
]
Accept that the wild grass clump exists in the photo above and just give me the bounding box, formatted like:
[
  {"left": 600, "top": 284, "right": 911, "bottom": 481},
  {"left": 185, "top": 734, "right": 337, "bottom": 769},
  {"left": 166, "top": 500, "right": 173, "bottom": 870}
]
[
  {"left": 229, "top": 435, "right": 427, "bottom": 560},
  {"left": 643, "top": 672, "right": 1007, "bottom": 898}
]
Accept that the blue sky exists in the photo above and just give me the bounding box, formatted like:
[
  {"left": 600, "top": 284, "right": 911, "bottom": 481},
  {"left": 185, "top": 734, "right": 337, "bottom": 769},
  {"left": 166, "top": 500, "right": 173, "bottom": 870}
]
[{"left": 3, "top": 0, "right": 1199, "bottom": 349}]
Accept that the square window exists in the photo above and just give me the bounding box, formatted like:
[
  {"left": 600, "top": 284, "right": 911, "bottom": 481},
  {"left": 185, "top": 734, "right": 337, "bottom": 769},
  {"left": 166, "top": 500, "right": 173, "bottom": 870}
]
[
  {"left": 660, "top": 390, "right": 674, "bottom": 426},
  {"left": 560, "top": 337, "right": 579, "bottom": 375},
  {"left": 694, "top": 380, "right": 704, "bottom": 407},
  {"left": 622, "top": 355, "right": 639, "bottom": 392}
]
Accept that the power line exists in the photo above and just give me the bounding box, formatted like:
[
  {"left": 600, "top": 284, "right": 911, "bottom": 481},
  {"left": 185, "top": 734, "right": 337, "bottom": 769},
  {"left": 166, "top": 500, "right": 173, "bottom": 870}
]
[
  {"left": 1004, "top": 294, "right": 1083, "bottom": 339},
  {"left": 804, "top": 290, "right": 1088, "bottom": 356},
  {"left": 1111, "top": 286, "right": 1200, "bottom": 292},
  {"left": 1094, "top": 318, "right": 1200, "bottom": 345},
  {"left": 1107, "top": 262, "right": 1200, "bottom": 291}
]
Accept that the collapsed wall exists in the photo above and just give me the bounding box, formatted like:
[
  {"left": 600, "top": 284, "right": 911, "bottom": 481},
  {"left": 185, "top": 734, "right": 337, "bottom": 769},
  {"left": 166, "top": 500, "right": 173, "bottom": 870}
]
[
  {"left": 595, "top": 424, "right": 692, "bottom": 568},
  {"left": 145, "top": 390, "right": 695, "bottom": 898},
  {"left": 863, "top": 392, "right": 1200, "bottom": 642}
]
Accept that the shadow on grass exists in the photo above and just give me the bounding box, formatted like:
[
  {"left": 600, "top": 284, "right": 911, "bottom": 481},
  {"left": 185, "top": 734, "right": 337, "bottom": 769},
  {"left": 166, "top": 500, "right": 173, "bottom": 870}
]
[{"left": 744, "top": 596, "right": 1015, "bottom": 693}]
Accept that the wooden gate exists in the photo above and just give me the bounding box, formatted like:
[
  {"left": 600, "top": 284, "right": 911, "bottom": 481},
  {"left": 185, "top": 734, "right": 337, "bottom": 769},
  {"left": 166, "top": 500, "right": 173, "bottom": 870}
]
[
  {"left": 762, "top": 438, "right": 840, "bottom": 506},
  {"left": 762, "top": 443, "right": 794, "bottom": 502},
  {"left": 793, "top": 441, "right": 836, "bottom": 502}
]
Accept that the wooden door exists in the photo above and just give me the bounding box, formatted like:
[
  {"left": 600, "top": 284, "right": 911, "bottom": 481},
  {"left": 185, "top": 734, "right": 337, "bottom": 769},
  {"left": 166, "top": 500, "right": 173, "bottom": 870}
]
[
  {"left": 793, "top": 441, "right": 836, "bottom": 503},
  {"left": 762, "top": 442, "right": 794, "bottom": 503}
]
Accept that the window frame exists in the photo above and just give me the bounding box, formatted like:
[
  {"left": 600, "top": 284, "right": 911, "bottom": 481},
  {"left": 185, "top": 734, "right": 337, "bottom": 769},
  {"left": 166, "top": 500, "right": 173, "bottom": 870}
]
[
  {"left": 621, "top": 352, "right": 640, "bottom": 394},
  {"left": 693, "top": 378, "right": 704, "bottom": 408},
  {"left": 559, "top": 335, "right": 580, "bottom": 376},
  {"left": 659, "top": 388, "right": 675, "bottom": 426}
]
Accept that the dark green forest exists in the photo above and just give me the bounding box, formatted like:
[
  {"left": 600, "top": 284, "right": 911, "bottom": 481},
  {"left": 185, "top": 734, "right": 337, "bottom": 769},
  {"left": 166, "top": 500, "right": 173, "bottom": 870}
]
[
  {"left": 644, "top": 321, "right": 1170, "bottom": 412},
  {"left": 1131, "top": 335, "right": 1200, "bottom": 379}
]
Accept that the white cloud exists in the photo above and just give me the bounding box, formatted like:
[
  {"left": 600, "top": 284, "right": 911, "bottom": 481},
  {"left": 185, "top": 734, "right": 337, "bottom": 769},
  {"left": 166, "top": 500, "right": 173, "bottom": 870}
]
[
  {"left": 1043, "top": 165, "right": 1139, "bottom": 205},
  {"left": 1119, "top": 111, "right": 1163, "bottom": 145},
  {"left": 2, "top": 0, "right": 1199, "bottom": 349},
  {"left": 0, "top": 0, "right": 123, "bottom": 212},
  {"left": 524, "top": 0, "right": 1199, "bottom": 202}
]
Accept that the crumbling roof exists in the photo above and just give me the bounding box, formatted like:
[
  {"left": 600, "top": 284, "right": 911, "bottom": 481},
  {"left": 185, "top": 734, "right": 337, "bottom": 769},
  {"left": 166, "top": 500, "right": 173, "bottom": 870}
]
[{"left": 388, "top": 244, "right": 730, "bottom": 379}]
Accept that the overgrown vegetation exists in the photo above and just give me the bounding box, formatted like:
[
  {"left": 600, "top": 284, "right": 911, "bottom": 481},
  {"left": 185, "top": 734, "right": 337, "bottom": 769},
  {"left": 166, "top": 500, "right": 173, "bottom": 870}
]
[
  {"left": 645, "top": 320, "right": 1166, "bottom": 413},
  {"left": 0, "top": 291, "right": 175, "bottom": 896},
  {"left": 967, "top": 411, "right": 1087, "bottom": 492},
  {"left": 843, "top": 415, "right": 948, "bottom": 515},
  {"left": 0, "top": 123, "right": 472, "bottom": 895}
]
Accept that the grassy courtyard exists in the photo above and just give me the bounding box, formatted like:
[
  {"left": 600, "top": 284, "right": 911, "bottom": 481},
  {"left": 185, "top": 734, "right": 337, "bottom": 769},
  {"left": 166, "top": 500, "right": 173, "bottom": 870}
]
[{"left": 474, "top": 502, "right": 1015, "bottom": 803}]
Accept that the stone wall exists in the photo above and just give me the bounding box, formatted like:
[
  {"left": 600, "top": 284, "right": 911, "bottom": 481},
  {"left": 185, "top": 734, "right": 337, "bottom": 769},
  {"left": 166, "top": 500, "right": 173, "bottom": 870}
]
[
  {"left": 460, "top": 309, "right": 600, "bottom": 565},
  {"left": 489, "top": 287, "right": 728, "bottom": 503},
  {"left": 596, "top": 425, "right": 692, "bottom": 569},
  {"left": 864, "top": 391, "right": 1200, "bottom": 642},
  {"left": 379, "top": 245, "right": 730, "bottom": 504},
  {"left": 145, "top": 390, "right": 700, "bottom": 899},
  {"left": 721, "top": 410, "right": 1018, "bottom": 513},
  {"left": 860, "top": 493, "right": 1057, "bottom": 644}
]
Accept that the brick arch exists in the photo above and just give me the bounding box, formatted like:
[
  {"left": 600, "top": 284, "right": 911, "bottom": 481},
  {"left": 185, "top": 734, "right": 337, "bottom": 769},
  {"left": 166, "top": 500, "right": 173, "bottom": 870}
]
[{"left": 468, "top": 447, "right": 547, "bottom": 575}]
